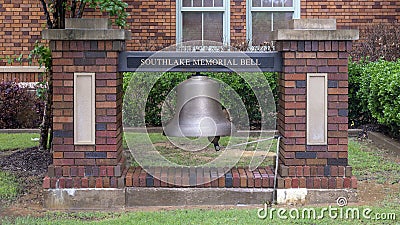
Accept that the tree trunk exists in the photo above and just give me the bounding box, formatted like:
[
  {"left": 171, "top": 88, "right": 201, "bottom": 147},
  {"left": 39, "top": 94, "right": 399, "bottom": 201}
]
[{"left": 38, "top": 69, "right": 53, "bottom": 151}]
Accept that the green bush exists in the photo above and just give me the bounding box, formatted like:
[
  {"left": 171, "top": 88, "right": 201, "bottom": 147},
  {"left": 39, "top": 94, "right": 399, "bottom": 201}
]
[
  {"left": 348, "top": 59, "right": 375, "bottom": 127},
  {"left": 360, "top": 60, "right": 400, "bottom": 136},
  {"left": 351, "top": 59, "right": 400, "bottom": 138},
  {"left": 123, "top": 72, "right": 277, "bottom": 128}
]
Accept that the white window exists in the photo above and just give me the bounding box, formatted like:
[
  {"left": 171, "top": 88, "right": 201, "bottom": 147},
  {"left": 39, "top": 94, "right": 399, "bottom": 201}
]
[
  {"left": 247, "top": 0, "right": 300, "bottom": 46},
  {"left": 176, "top": 0, "right": 230, "bottom": 45}
]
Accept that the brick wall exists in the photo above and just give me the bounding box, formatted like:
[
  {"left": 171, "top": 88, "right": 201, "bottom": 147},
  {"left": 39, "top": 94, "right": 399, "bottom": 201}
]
[
  {"left": 0, "top": 0, "right": 44, "bottom": 66},
  {"left": 302, "top": 0, "right": 400, "bottom": 31},
  {"left": 0, "top": 72, "right": 41, "bottom": 82},
  {"left": 1, "top": 0, "right": 399, "bottom": 62},
  {"left": 230, "top": 0, "right": 247, "bottom": 45}
]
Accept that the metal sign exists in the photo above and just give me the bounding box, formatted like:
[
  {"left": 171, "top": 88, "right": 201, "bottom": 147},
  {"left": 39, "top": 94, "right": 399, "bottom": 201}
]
[{"left": 118, "top": 51, "right": 282, "bottom": 72}]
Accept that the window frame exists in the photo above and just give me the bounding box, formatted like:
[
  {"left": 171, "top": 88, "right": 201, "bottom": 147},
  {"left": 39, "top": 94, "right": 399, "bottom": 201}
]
[
  {"left": 246, "top": 0, "right": 301, "bottom": 45},
  {"left": 176, "top": 0, "right": 230, "bottom": 45}
]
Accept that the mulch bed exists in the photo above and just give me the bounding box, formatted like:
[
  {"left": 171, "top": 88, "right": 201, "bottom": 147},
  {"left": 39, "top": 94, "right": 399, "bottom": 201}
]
[
  {"left": 0, "top": 147, "right": 52, "bottom": 207},
  {"left": 0, "top": 147, "right": 52, "bottom": 177}
]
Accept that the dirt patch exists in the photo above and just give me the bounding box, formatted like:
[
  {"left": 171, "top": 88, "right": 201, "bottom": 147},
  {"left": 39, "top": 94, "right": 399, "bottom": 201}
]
[{"left": 0, "top": 147, "right": 52, "bottom": 218}]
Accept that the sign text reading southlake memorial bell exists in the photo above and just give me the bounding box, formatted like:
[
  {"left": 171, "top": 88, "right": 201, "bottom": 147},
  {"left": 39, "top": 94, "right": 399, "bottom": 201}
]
[
  {"left": 118, "top": 52, "right": 282, "bottom": 72},
  {"left": 140, "top": 57, "right": 261, "bottom": 66}
]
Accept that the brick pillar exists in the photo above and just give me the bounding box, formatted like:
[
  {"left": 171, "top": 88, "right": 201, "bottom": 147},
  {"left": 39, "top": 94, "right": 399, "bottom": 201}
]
[
  {"left": 42, "top": 18, "right": 131, "bottom": 189},
  {"left": 274, "top": 19, "right": 359, "bottom": 189}
]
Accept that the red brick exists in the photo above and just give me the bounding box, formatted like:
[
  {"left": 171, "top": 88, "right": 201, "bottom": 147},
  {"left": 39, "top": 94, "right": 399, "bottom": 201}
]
[
  {"left": 284, "top": 177, "right": 292, "bottom": 188},
  {"left": 299, "top": 177, "right": 306, "bottom": 188},
  {"left": 53, "top": 159, "right": 74, "bottom": 166},
  {"left": 282, "top": 158, "right": 306, "bottom": 166},
  {"left": 43, "top": 177, "right": 50, "bottom": 189},
  {"left": 238, "top": 168, "right": 247, "bottom": 187},
  {"left": 277, "top": 177, "right": 285, "bottom": 188},
  {"left": 343, "top": 177, "right": 351, "bottom": 188},
  {"left": 296, "top": 166, "right": 303, "bottom": 176},
  {"left": 328, "top": 177, "right": 336, "bottom": 188},
  {"left": 303, "top": 166, "right": 310, "bottom": 177},
  {"left": 73, "top": 178, "right": 81, "bottom": 188},
  {"left": 336, "top": 177, "right": 343, "bottom": 189},
  {"left": 288, "top": 166, "right": 296, "bottom": 176},
  {"left": 103, "top": 177, "right": 110, "bottom": 188},
  {"left": 321, "top": 177, "right": 329, "bottom": 188},
  {"left": 100, "top": 166, "right": 107, "bottom": 177},
  {"left": 292, "top": 177, "right": 299, "bottom": 188},
  {"left": 331, "top": 166, "right": 338, "bottom": 176},
  {"left": 62, "top": 167, "right": 70, "bottom": 177},
  {"left": 95, "top": 177, "right": 103, "bottom": 188},
  {"left": 338, "top": 166, "right": 345, "bottom": 176},
  {"left": 351, "top": 176, "right": 357, "bottom": 189}
]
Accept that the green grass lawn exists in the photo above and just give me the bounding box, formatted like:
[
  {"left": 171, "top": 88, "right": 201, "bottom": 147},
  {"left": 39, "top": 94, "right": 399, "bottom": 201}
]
[
  {"left": 0, "top": 134, "right": 399, "bottom": 224},
  {"left": 0, "top": 133, "right": 39, "bottom": 151},
  {"left": 0, "top": 171, "right": 20, "bottom": 201},
  {"left": 1, "top": 205, "right": 398, "bottom": 225},
  {"left": 348, "top": 139, "right": 400, "bottom": 184},
  {"left": 124, "top": 132, "right": 276, "bottom": 167}
]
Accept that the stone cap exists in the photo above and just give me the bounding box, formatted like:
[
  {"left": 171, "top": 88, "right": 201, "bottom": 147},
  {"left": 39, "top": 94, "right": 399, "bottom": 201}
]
[
  {"left": 0, "top": 66, "right": 45, "bottom": 73},
  {"left": 65, "top": 18, "right": 111, "bottom": 29},
  {"left": 42, "top": 18, "right": 131, "bottom": 41},
  {"left": 273, "top": 19, "right": 359, "bottom": 41},
  {"left": 289, "top": 19, "right": 336, "bottom": 30}
]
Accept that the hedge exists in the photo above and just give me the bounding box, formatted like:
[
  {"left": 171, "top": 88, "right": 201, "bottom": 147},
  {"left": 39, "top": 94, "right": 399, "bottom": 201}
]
[
  {"left": 349, "top": 59, "right": 400, "bottom": 138},
  {"left": 122, "top": 72, "right": 278, "bottom": 129},
  {"left": 0, "top": 81, "right": 44, "bottom": 129}
]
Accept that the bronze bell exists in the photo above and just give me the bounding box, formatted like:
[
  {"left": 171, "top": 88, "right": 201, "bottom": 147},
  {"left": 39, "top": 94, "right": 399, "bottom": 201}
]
[{"left": 163, "top": 73, "right": 235, "bottom": 150}]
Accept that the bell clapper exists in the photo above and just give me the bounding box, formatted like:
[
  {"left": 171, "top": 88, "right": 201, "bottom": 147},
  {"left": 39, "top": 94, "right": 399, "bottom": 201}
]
[{"left": 208, "top": 136, "right": 221, "bottom": 151}]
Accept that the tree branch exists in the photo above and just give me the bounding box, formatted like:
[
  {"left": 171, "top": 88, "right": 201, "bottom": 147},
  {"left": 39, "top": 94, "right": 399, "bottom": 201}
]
[
  {"left": 71, "top": 0, "right": 77, "bottom": 18},
  {"left": 77, "top": 1, "right": 86, "bottom": 18},
  {"left": 39, "top": 0, "right": 53, "bottom": 29}
]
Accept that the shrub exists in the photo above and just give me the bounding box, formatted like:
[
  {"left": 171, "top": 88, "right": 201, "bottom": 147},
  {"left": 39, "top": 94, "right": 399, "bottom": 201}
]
[
  {"left": 123, "top": 72, "right": 278, "bottom": 128},
  {"left": 0, "top": 81, "right": 44, "bottom": 129},
  {"left": 354, "top": 59, "right": 400, "bottom": 138},
  {"left": 348, "top": 59, "right": 375, "bottom": 127},
  {"left": 351, "top": 23, "right": 400, "bottom": 62}
]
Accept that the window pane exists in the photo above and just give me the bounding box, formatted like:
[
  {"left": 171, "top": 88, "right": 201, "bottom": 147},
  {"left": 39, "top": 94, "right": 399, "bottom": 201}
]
[
  {"left": 252, "top": 12, "right": 272, "bottom": 45},
  {"left": 203, "top": 12, "right": 223, "bottom": 42},
  {"left": 182, "top": 12, "right": 202, "bottom": 42},
  {"left": 252, "top": 12, "right": 292, "bottom": 45},
  {"left": 193, "top": 0, "right": 202, "bottom": 7},
  {"left": 273, "top": 12, "right": 292, "bottom": 31},
  {"left": 262, "top": 0, "right": 272, "bottom": 7},
  {"left": 272, "top": 0, "right": 293, "bottom": 7},
  {"left": 252, "top": 0, "right": 261, "bottom": 7},
  {"left": 183, "top": 0, "right": 191, "bottom": 7},
  {"left": 204, "top": 0, "right": 213, "bottom": 7},
  {"left": 273, "top": 0, "right": 283, "bottom": 7},
  {"left": 285, "top": 0, "right": 293, "bottom": 7},
  {"left": 215, "top": 0, "right": 223, "bottom": 7}
]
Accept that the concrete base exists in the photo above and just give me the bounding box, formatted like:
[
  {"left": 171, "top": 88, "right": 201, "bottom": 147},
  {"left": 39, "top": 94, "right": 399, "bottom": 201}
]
[
  {"left": 44, "top": 188, "right": 125, "bottom": 210},
  {"left": 277, "top": 188, "right": 358, "bottom": 205},
  {"left": 43, "top": 188, "right": 358, "bottom": 209},
  {"left": 126, "top": 188, "right": 273, "bottom": 206}
]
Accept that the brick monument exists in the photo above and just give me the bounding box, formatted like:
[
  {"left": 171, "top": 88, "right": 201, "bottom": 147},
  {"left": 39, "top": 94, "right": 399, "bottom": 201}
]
[
  {"left": 274, "top": 19, "right": 358, "bottom": 189},
  {"left": 42, "top": 19, "right": 130, "bottom": 189},
  {"left": 41, "top": 18, "right": 358, "bottom": 208}
]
